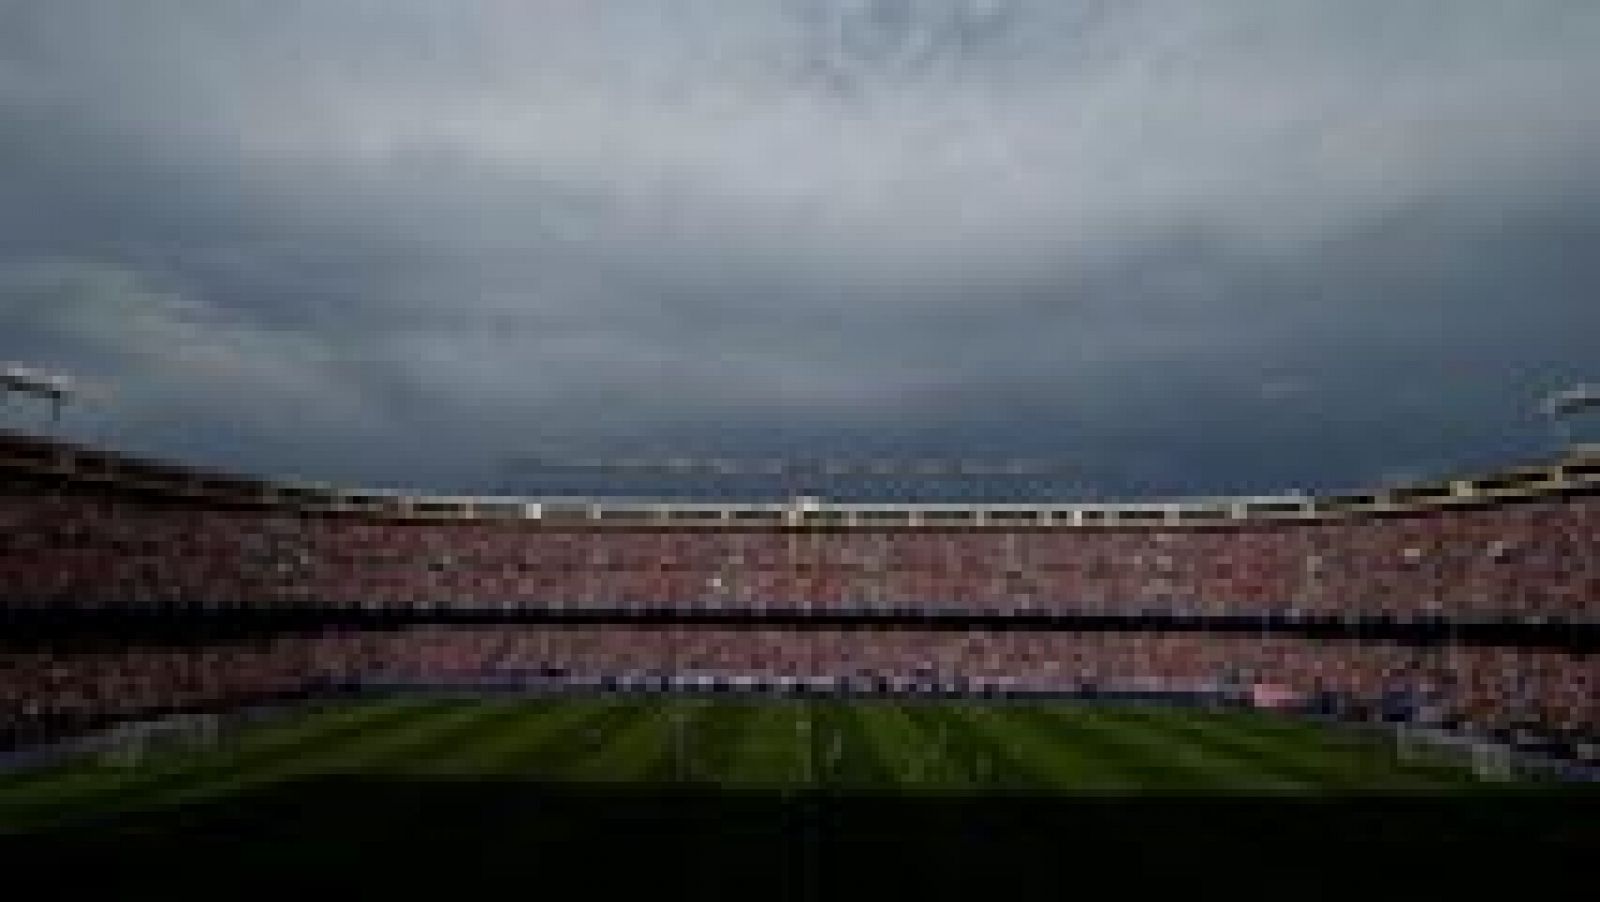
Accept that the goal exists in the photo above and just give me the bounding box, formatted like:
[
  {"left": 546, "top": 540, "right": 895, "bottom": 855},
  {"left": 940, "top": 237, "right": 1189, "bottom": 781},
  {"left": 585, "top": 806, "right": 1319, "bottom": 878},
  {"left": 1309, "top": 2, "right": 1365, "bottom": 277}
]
[{"left": 96, "top": 713, "right": 222, "bottom": 768}]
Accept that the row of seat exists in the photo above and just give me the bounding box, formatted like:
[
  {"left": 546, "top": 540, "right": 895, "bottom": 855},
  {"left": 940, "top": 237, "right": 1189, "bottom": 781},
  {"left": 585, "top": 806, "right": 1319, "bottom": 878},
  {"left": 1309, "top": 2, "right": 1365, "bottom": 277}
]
[
  {"left": 0, "top": 639, "right": 319, "bottom": 750},
  {"left": 3, "top": 489, "right": 1596, "bottom": 618},
  {"left": 3, "top": 627, "right": 1594, "bottom": 758}
]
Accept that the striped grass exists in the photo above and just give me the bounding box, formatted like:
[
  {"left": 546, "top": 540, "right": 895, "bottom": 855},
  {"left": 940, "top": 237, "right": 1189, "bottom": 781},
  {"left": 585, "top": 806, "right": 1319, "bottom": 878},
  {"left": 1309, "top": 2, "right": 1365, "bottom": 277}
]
[{"left": 0, "top": 696, "right": 1536, "bottom": 835}]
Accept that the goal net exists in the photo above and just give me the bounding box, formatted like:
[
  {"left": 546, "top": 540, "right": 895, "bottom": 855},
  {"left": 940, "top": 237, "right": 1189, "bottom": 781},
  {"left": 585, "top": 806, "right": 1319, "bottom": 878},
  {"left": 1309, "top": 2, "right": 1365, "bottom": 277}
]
[
  {"left": 96, "top": 713, "right": 222, "bottom": 768},
  {"left": 1393, "top": 724, "right": 1516, "bottom": 781}
]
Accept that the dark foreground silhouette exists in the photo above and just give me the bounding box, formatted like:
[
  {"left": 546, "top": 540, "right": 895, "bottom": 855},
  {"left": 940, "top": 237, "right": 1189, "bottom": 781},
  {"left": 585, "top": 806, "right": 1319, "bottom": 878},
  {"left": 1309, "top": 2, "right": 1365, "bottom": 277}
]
[{"left": 6, "top": 777, "right": 1595, "bottom": 893}]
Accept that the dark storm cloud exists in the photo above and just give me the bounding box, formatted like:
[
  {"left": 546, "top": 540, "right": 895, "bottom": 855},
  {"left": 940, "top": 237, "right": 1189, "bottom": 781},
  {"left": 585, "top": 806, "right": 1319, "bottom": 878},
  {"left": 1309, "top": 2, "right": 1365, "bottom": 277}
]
[{"left": 1, "top": 1, "right": 1597, "bottom": 496}]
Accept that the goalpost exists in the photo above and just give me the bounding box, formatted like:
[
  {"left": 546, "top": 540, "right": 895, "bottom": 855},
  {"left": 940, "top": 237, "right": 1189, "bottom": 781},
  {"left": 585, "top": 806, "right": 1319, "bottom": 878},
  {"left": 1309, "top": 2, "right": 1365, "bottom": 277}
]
[
  {"left": 1392, "top": 723, "right": 1515, "bottom": 782},
  {"left": 1468, "top": 740, "right": 1516, "bottom": 782},
  {"left": 1393, "top": 723, "right": 1427, "bottom": 765},
  {"left": 96, "top": 713, "right": 223, "bottom": 769}
]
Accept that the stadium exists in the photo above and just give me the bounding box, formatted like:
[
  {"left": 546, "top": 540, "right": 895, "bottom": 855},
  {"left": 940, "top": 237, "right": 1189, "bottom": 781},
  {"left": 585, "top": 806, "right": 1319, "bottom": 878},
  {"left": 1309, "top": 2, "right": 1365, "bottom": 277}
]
[
  {"left": 4, "top": 1, "right": 1600, "bottom": 887},
  {"left": 2, "top": 419, "right": 1597, "bottom": 877}
]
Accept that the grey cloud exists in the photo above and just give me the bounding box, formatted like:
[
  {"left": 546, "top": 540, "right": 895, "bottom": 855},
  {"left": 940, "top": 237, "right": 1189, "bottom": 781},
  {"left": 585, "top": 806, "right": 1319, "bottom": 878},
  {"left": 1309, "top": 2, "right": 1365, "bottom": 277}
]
[{"left": 0, "top": 1, "right": 1596, "bottom": 496}]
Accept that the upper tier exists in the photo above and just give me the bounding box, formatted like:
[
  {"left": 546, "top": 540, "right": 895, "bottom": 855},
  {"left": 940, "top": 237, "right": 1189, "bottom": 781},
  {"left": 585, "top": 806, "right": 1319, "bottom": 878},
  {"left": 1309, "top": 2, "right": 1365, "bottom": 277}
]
[{"left": 1, "top": 431, "right": 1596, "bottom": 620}]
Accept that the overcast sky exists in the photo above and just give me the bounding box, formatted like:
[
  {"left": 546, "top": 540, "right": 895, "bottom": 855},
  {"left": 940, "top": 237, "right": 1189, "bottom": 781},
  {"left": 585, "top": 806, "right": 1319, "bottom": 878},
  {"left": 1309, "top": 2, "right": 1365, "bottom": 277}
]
[{"left": 1, "top": 1, "right": 1596, "bottom": 499}]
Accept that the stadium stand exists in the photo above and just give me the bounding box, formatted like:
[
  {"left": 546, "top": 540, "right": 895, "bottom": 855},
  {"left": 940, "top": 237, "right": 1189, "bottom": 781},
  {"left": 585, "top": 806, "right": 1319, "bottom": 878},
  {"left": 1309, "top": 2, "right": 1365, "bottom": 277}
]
[
  {"left": 2, "top": 477, "right": 1596, "bottom": 619},
  {"left": 4, "top": 627, "right": 1594, "bottom": 762},
  {"left": 0, "top": 430, "right": 1595, "bottom": 761}
]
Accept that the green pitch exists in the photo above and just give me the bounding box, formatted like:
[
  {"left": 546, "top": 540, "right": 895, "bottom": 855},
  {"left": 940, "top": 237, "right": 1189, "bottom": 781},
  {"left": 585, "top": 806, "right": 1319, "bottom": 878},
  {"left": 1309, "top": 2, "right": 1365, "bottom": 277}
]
[
  {"left": 0, "top": 696, "right": 1521, "bottom": 824},
  {"left": 1, "top": 696, "right": 1591, "bottom": 879}
]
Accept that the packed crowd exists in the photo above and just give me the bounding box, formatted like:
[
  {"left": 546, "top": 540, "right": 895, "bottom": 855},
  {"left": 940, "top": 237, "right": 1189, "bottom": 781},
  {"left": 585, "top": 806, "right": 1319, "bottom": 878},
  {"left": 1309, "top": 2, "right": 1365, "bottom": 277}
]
[
  {"left": 2, "top": 486, "right": 1596, "bottom": 619},
  {"left": 3, "top": 627, "right": 1594, "bottom": 759},
  {"left": 325, "top": 626, "right": 1598, "bottom": 747},
  {"left": 4, "top": 476, "right": 1595, "bottom": 759},
  {"left": 0, "top": 636, "right": 321, "bottom": 750}
]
